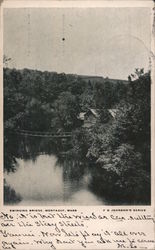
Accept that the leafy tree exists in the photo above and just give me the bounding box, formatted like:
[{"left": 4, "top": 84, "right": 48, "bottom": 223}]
[
  {"left": 87, "top": 70, "right": 151, "bottom": 203},
  {"left": 53, "top": 91, "right": 80, "bottom": 131}
]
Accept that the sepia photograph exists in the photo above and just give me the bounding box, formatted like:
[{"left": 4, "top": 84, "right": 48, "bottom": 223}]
[{"left": 3, "top": 7, "right": 151, "bottom": 206}]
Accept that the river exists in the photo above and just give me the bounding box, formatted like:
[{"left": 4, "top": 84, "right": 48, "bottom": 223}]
[{"left": 4, "top": 135, "right": 108, "bottom": 205}]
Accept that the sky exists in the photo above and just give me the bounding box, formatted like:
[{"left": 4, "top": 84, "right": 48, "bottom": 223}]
[{"left": 4, "top": 7, "right": 151, "bottom": 80}]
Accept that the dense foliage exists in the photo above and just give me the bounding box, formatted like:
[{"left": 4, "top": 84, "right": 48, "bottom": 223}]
[
  {"left": 85, "top": 71, "right": 151, "bottom": 203},
  {"left": 4, "top": 67, "right": 151, "bottom": 204},
  {"left": 4, "top": 68, "right": 128, "bottom": 131}
]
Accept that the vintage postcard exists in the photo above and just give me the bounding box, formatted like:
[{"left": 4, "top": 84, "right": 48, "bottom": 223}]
[{"left": 0, "top": 0, "right": 155, "bottom": 249}]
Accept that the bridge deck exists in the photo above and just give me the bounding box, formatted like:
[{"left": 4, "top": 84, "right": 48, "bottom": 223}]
[{"left": 11, "top": 130, "right": 72, "bottom": 138}]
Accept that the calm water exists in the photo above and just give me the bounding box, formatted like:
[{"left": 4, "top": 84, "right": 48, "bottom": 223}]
[
  {"left": 5, "top": 135, "right": 108, "bottom": 205},
  {"left": 5, "top": 154, "right": 106, "bottom": 205}
]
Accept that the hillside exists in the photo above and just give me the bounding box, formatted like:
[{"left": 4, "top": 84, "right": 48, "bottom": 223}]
[{"left": 4, "top": 67, "right": 151, "bottom": 204}]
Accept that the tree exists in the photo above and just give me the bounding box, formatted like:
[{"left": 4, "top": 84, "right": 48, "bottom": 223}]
[
  {"left": 53, "top": 92, "right": 80, "bottom": 131},
  {"left": 86, "top": 70, "right": 151, "bottom": 203}
]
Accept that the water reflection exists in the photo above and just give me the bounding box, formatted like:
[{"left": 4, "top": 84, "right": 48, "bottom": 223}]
[
  {"left": 4, "top": 134, "right": 109, "bottom": 205},
  {"left": 5, "top": 154, "right": 104, "bottom": 205}
]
